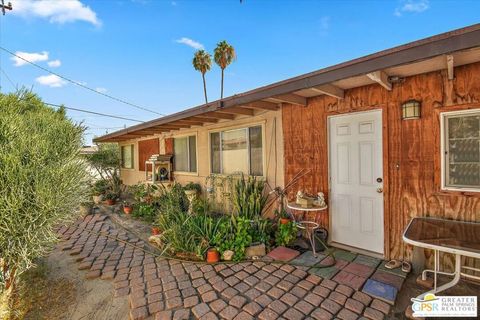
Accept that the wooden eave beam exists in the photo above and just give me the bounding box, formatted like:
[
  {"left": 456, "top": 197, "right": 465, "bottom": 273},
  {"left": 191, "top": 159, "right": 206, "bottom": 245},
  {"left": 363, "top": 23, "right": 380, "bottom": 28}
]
[
  {"left": 446, "top": 54, "right": 454, "bottom": 80},
  {"left": 203, "top": 112, "right": 236, "bottom": 120},
  {"left": 242, "top": 101, "right": 280, "bottom": 111},
  {"left": 310, "top": 84, "right": 345, "bottom": 99},
  {"left": 366, "top": 70, "right": 392, "bottom": 91},
  {"left": 189, "top": 116, "right": 219, "bottom": 123},
  {"left": 217, "top": 106, "right": 254, "bottom": 116},
  {"left": 174, "top": 119, "right": 205, "bottom": 126},
  {"left": 270, "top": 93, "right": 307, "bottom": 106}
]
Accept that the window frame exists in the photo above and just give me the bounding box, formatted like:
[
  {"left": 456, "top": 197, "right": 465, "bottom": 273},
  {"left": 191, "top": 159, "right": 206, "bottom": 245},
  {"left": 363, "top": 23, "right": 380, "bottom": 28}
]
[
  {"left": 120, "top": 144, "right": 135, "bottom": 170},
  {"left": 173, "top": 133, "right": 198, "bottom": 175},
  {"left": 208, "top": 123, "right": 266, "bottom": 177},
  {"left": 440, "top": 109, "right": 480, "bottom": 192}
]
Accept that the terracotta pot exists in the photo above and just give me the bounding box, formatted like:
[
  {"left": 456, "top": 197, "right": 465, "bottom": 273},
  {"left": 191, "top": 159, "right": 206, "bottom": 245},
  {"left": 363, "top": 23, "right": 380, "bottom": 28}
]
[
  {"left": 123, "top": 206, "right": 133, "bottom": 214},
  {"left": 151, "top": 227, "right": 160, "bottom": 235},
  {"left": 206, "top": 248, "right": 220, "bottom": 263},
  {"left": 105, "top": 199, "right": 116, "bottom": 206},
  {"left": 279, "top": 217, "right": 291, "bottom": 225}
]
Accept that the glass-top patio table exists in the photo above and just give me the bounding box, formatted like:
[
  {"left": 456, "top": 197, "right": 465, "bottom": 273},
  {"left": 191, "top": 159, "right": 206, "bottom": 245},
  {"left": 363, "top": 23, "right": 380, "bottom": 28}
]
[{"left": 403, "top": 217, "right": 480, "bottom": 299}]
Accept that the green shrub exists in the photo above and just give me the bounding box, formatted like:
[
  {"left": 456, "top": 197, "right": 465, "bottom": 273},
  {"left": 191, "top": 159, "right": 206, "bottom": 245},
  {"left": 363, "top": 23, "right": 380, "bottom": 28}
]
[
  {"left": 0, "top": 92, "right": 89, "bottom": 299},
  {"left": 91, "top": 179, "right": 109, "bottom": 196},
  {"left": 275, "top": 221, "right": 298, "bottom": 247},
  {"left": 132, "top": 203, "right": 157, "bottom": 223}
]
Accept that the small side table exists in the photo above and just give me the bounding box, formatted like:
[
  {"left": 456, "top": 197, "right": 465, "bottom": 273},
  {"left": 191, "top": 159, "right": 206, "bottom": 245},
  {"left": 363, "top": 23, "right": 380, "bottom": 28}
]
[{"left": 287, "top": 202, "right": 328, "bottom": 257}]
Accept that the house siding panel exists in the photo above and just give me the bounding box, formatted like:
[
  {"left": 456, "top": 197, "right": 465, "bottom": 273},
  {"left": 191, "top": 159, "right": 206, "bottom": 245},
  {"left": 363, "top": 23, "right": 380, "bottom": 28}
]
[{"left": 282, "top": 61, "right": 480, "bottom": 271}]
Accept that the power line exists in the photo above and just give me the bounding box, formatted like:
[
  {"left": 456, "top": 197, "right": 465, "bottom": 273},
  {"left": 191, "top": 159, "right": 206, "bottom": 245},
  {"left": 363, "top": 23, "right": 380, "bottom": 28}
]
[
  {"left": 0, "top": 65, "right": 17, "bottom": 90},
  {"left": 43, "top": 102, "right": 144, "bottom": 123},
  {"left": 0, "top": 46, "right": 166, "bottom": 116}
]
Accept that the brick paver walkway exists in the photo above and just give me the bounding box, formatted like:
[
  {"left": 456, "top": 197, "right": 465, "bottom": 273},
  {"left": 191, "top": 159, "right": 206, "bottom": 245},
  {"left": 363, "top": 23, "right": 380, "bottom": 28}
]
[{"left": 56, "top": 213, "right": 392, "bottom": 320}]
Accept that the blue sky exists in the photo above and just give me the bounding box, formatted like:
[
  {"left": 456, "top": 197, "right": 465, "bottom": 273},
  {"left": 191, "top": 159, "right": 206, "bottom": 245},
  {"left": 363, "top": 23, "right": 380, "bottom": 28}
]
[{"left": 0, "top": 0, "right": 479, "bottom": 144}]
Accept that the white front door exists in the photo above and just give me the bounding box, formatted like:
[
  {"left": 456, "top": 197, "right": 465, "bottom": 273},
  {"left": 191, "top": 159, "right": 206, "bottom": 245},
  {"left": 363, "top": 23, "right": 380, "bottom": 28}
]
[{"left": 328, "top": 110, "right": 384, "bottom": 254}]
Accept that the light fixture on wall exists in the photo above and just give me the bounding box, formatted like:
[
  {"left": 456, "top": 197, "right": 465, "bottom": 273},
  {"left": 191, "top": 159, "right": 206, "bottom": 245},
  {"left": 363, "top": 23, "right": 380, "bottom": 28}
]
[{"left": 401, "top": 100, "right": 421, "bottom": 120}]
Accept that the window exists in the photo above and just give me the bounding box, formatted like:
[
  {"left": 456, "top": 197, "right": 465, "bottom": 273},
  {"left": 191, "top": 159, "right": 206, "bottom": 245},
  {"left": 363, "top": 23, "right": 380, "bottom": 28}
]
[
  {"left": 174, "top": 135, "right": 197, "bottom": 173},
  {"left": 121, "top": 145, "right": 134, "bottom": 169},
  {"left": 442, "top": 110, "right": 480, "bottom": 191},
  {"left": 210, "top": 125, "right": 263, "bottom": 176}
]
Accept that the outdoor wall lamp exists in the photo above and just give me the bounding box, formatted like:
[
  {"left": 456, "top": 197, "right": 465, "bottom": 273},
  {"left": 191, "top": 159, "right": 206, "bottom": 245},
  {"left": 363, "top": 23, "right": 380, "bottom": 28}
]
[{"left": 401, "top": 100, "right": 421, "bottom": 120}]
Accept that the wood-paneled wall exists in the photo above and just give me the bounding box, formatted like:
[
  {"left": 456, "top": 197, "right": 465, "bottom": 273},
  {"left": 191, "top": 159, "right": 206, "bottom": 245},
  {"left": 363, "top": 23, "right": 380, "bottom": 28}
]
[
  {"left": 282, "top": 62, "right": 480, "bottom": 271},
  {"left": 138, "top": 138, "right": 160, "bottom": 171}
]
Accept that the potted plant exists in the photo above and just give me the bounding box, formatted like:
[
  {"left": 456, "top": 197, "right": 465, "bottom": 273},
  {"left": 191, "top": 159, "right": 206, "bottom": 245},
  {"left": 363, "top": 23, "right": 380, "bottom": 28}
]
[
  {"left": 104, "top": 191, "right": 117, "bottom": 206},
  {"left": 276, "top": 209, "right": 291, "bottom": 225},
  {"left": 91, "top": 179, "right": 108, "bottom": 204},
  {"left": 206, "top": 248, "right": 220, "bottom": 263},
  {"left": 123, "top": 201, "right": 133, "bottom": 214},
  {"left": 151, "top": 225, "right": 160, "bottom": 235},
  {"left": 184, "top": 182, "right": 202, "bottom": 195}
]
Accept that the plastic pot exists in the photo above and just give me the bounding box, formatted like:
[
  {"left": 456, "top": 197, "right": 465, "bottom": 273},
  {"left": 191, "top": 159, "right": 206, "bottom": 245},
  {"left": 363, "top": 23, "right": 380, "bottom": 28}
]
[
  {"left": 151, "top": 227, "right": 160, "bottom": 235},
  {"left": 123, "top": 206, "right": 133, "bottom": 214},
  {"left": 105, "top": 199, "right": 116, "bottom": 206},
  {"left": 279, "top": 217, "right": 291, "bottom": 225}
]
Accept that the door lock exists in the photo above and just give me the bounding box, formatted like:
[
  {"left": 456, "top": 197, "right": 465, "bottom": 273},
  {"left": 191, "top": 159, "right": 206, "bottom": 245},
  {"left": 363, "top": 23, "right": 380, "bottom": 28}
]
[{"left": 376, "top": 177, "right": 383, "bottom": 183}]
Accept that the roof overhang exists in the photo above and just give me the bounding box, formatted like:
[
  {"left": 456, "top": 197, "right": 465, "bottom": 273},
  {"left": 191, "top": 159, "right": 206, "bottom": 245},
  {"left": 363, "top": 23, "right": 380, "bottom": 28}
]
[{"left": 94, "top": 24, "right": 480, "bottom": 143}]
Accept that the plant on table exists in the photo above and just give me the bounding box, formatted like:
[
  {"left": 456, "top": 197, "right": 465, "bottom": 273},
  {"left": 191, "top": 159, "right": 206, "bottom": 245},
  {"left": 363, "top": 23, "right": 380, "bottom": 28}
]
[
  {"left": 0, "top": 91, "right": 89, "bottom": 313},
  {"left": 183, "top": 182, "right": 202, "bottom": 194},
  {"left": 275, "top": 221, "right": 298, "bottom": 247}
]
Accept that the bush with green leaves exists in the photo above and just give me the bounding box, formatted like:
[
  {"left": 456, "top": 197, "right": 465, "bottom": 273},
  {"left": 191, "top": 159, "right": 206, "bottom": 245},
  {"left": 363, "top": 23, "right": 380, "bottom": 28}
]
[
  {"left": 132, "top": 203, "right": 157, "bottom": 223},
  {"left": 0, "top": 92, "right": 89, "bottom": 297},
  {"left": 84, "top": 143, "right": 122, "bottom": 196},
  {"left": 275, "top": 221, "right": 298, "bottom": 247}
]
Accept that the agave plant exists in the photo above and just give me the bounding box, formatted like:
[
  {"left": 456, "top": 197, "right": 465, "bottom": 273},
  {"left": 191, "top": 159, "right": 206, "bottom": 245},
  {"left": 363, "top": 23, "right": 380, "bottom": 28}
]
[{"left": 232, "top": 174, "right": 267, "bottom": 220}]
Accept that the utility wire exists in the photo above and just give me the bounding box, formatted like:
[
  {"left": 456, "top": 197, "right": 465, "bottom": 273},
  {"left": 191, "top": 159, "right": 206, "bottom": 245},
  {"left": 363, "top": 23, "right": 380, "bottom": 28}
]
[
  {"left": 44, "top": 102, "right": 144, "bottom": 123},
  {"left": 0, "top": 65, "right": 17, "bottom": 91},
  {"left": 0, "top": 46, "right": 166, "bottom": 116}
]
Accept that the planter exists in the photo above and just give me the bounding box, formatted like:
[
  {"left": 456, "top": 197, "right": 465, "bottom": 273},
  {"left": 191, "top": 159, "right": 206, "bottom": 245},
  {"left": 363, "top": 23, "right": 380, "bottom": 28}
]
[
  {"left": 123, "top": 206, "right": 133, "bottom": 215},
  {"left": 206, "top": 248, "right": 220, "bottom": 263},
  {"left": 245, "top": 243, "right": 266, "bottom": 258},
  {"left": 92, "top": 195, "right": 102, "bottom": 204},
  {"left": 279, "top": 217, "right": 291, "bottom": 225},
  {"left": 105, "top": 199, "right": 116, "bottom": 206},
  {"left": 151, "top": 227, "right": 160, "bottom": 235}
]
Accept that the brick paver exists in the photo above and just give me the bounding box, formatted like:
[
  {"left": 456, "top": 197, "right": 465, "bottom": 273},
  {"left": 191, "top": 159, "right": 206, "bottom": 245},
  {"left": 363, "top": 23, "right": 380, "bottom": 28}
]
[{"left": 56, "top": 210, "right": 395, "bottom": 320}]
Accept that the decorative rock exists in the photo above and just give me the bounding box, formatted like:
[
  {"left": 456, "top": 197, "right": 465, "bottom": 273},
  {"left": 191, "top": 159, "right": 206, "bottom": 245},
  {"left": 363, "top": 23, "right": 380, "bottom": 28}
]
[
  {"left": 245, "top": 243, "right": 266, "bottom": 258},
  {"left": 223, "top": 250, "right": 234, "bottom": 261}
]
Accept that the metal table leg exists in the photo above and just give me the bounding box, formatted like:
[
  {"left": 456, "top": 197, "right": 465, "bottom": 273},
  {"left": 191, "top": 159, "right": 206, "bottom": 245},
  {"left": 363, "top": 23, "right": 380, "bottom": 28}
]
[{"left": 417, "top": 253, "right": 462, "bottom": 300}]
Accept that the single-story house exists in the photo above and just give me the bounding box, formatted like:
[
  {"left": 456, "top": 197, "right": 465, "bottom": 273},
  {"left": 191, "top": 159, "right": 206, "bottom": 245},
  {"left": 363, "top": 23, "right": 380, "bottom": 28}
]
[{"left": 95, "top": 24, "right": 480, "bottom": 271}]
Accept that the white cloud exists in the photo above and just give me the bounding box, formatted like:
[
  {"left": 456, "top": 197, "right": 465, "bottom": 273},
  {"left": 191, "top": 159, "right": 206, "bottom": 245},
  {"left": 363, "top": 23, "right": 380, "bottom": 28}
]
[
  {"left": 35, "top": 74, "right": 67, "bottom": 88},
  {"left": 47, "top": 59, "right": 61, "bottom": 67},
  {"left": 395, "top": 0, "right": 430, "bottom": 16},
  {"left": 175, "top": 37, "right": 204, "bottom": 50},
  {"left": 95, "top": 87, "right": 107, "bottom": 93},
  {"left": 13, "top": 0, "right": 101, "bottom": 26},
  {"left": 11, "top": 50, "right": 49, "bottom": 66}
]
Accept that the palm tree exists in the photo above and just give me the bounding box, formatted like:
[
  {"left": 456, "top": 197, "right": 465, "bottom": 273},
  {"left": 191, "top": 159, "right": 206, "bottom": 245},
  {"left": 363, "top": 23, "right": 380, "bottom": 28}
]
[
  {"left": 214, "top": 41, "right": 236, "bottom": 99},
  {"left": 192, "top": 50, "right": 212, "bottom": 104}
]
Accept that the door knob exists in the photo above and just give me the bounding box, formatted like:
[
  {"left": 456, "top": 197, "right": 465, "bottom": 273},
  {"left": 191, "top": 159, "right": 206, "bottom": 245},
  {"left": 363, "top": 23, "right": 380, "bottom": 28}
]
[
  {"left": 376, "top": 187, "right": 383, "bottom": 193},
  {"left": 376, "top": 177, "right": 383, "bottom": 183}
]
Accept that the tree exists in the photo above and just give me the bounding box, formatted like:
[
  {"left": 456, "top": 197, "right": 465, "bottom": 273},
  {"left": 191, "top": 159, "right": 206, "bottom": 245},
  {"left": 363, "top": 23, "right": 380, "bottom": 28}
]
[
  {"left": 192, "top": 49, "right": 212, "bottom": 103},
  {"left": 0, "top": 91, "right": 89, "bottom": 310},
  {"left": 214, "top": 40, "right": 236, "bottom": 99}
]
